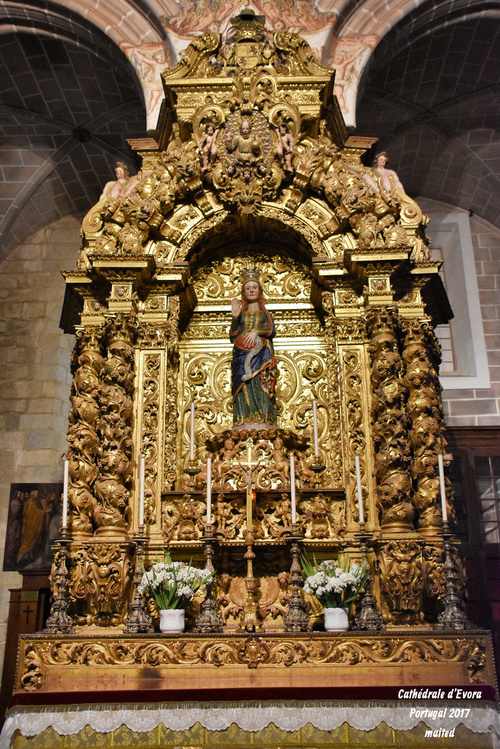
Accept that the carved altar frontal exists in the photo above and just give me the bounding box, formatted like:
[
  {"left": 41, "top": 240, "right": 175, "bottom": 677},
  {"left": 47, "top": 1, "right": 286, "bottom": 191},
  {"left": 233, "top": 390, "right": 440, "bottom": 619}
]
[
  {"left": 15, "top": 630, "right": 497, "bottom": 696},
  {"left": 14, "top": 10, "right": 497, "bottom": 724}
]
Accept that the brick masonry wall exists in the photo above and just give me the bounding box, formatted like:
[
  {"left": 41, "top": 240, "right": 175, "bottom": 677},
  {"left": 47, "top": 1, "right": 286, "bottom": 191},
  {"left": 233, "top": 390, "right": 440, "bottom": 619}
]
[
  {"left": 420, "top": 199, "right": 500, "bottom": 427},
  {"left": 466, "top": 213, "right": 500, "bottom": 425},
  {"left": 0, "top": 216, "right": 78, "bottom": 675}
]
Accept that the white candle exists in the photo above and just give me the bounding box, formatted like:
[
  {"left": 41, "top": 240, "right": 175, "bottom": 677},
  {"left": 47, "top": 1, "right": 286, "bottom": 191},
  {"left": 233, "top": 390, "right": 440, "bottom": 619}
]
[
  {"left": 62, "top": 457, "right": 69, "bottom": 528},
  {"left": 290, "top": 454, "right": 296, "bottom": 524},
  {"left": 355, "top": 454, "right": 364, "bottom": 524},
  {"left": 438, "top": 454, "right": 448, "bottom": 523},
  {"left": 190, "top": 401, "right": 195, "bottom": 461},
  {"left": 312, "top": 399, "right": 319, "bottom": 456},
  {"left": 139, "top": 455, "right": 145, "bottom": 526},
  {"left": 206, "top": 457, "right": 212, "bottom": 525}
]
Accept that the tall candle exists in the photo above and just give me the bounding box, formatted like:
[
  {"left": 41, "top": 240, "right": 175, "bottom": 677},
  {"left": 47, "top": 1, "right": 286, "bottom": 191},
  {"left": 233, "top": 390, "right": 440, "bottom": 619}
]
[
  {"left": 438, "top": 454, "right": 448, "bottom": 523},
  {"left": 190, "top": 401, "right": 195, "bottom": 461},
  {"left": 355, "top": 454, "right": 364, "bottom": 524},
  {"left": 139, "top": 455, "right": 145, "bottom": 526},
  {"left": 62, "top": 457, "right": 69, "bottom": 529},
  {"left": 206, "top": 457, "right": 212, "bottom": 525},
  {"left": 290, "top": 454, "right": 296, "bottom": 524},
  {"left": 312, "top": 399, "right": 319, "bottom": 456}
]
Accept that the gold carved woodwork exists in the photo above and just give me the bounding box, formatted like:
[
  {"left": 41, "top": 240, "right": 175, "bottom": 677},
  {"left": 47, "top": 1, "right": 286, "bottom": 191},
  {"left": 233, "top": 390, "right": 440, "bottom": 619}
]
[
  {"left": 192, "top": 254, "right": 313, "bottom": 308},
  {"left": 67, "top": 327, "right": 104, "bottom": 536},
  {"left": 402, "top": 319, "right": 451, "bottom": 531},
  {"left": 93, "top": 315, "right": 137, "bottom": 531},
  {"left": 178, "top": 343, "right": 335, "bottom": 487},
  {"left": 378, "top": 541, "right": 424, "bottom": 625},
  {"left": 54, "top": 14, "right": 474, "bottom": 652},
  {"left": 338, "top": 341, "right": 372, "bottom": 527},
  {"left": 67, "top": 542, "right": 134, "bottom": 626},
  {"left": 17, "top": 631, "right": 494, "bottom": 694},
  {"left": 367, "top": 308, "right": 413, "bottom": 530},
  {"left": 135, "top": 349, "right": 165, "bottom": 526},
  {"left": 422, "top": 544, "right": 446, "bottom": 621},
  {"left": 163, "top": 489, "right": 345, "bottom": 545},
  {"left": 163, "top": 297, "right": 181, "bottom": 491},
  {"left": 163, "top": 493, "right": 206, "bottom": 541},
  {"left": 175, "top": 253, "right": 338, "bottom": 492},
  {"left": 215, "top": 563, "right": 294, "bottom": 632}
]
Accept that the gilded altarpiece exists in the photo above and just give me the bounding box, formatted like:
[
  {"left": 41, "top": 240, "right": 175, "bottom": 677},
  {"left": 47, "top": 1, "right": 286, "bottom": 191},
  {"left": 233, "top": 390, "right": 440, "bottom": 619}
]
[{"left": 12, "top": 11, "right": 497, "bottom": 710}]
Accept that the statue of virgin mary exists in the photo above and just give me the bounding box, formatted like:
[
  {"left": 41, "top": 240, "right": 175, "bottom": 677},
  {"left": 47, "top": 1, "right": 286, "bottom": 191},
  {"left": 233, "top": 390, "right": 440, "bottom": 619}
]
[{"left": 230, "top": 268, "right": 277, "bottom": 427}]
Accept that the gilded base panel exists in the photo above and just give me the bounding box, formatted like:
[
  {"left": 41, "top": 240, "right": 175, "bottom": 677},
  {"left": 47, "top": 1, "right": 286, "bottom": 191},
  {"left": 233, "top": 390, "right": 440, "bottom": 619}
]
[{"left": 14, "top": 630, "right": 497, "bottom": 696}]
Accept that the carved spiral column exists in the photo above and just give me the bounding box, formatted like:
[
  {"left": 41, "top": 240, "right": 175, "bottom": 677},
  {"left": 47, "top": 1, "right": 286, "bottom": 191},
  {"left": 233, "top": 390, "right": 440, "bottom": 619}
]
[
  {"left": 93, "top": 315, "right": 138, "bottom": 532},
  {"left": 67, "top": 327, "right": 104, "bottom": 536},
  {"left": 367, "top": 308, "right": 413, "bottom": 529},
  {"left": 66, "top": 315, "right": 138, "bottom": 626},
  {"left": 402, "top": 320, "right": 445, "bottom": 531}
]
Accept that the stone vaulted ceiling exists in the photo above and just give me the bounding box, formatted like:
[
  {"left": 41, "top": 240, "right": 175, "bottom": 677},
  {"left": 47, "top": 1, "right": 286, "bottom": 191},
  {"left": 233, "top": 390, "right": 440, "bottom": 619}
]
[{"left": 0, "top": 0, "right": 499, "bottom": 261}]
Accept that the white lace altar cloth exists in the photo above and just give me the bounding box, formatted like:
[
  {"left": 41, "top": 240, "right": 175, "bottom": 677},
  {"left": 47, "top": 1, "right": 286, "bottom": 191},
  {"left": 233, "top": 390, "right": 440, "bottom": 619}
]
[{"left": 1, "top": 701, "right": 499, "bottom": 748}]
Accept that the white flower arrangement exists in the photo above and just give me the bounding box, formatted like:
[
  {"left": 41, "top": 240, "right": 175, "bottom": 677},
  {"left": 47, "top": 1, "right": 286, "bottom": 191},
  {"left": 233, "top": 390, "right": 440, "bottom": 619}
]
[
  {"left": 302, "top": 555, "right": 369, "bottom": 609},
  {"left": 138, "top": 556, "right": 212, "bottom": 610}
]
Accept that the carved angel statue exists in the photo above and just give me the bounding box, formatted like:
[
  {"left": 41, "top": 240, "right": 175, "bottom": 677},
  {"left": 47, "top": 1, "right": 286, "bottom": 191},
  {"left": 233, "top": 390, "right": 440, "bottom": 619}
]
[
  {"left": 362, "top": 152, "right": 405, "bottom": 194},
  {"left": 100, "top": 162, "right": 139, "bottom": 201}
]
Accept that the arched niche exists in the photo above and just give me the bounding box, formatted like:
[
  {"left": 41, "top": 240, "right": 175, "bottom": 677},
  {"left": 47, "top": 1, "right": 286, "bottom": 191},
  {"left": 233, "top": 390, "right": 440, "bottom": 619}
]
[{"left": 175, "top": 223, "right": 343, "bottom": 492}]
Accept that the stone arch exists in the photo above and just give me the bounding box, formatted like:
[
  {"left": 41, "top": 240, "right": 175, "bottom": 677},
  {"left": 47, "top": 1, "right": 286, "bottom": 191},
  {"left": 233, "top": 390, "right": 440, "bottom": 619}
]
[
  {"left": 0, "top": 0, "right": 163, "bottom": 48},
  {"left": 0, "top": 18, "right": 146, "bottom": 260}
]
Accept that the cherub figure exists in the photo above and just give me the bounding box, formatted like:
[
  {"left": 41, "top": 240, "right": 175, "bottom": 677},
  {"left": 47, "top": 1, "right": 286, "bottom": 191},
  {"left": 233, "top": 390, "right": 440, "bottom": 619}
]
[
  {"left": 275, "top": 121, "right": 294, "bottom": 171},
  {"left": 199, "top": 122, "right": 218, "bottom": 169}
]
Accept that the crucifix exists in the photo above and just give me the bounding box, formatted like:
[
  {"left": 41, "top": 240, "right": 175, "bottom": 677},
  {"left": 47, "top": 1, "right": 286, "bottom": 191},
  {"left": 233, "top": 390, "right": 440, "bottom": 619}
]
[
  {"left": 240, "top": 438, "right": 259, "bottom": 534},
  {"left": 21, "top": 603, "right": 36, "bottom": 628}
]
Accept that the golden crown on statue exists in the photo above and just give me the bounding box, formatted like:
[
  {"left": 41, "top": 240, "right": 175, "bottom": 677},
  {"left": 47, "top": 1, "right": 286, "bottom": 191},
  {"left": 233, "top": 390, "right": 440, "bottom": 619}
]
[{"left": 241, "top": 265, "right": 261, "bottom": 283}]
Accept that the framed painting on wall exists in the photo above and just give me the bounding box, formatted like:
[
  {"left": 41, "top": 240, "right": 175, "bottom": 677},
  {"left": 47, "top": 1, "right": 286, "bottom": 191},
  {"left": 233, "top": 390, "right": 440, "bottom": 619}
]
[{"left": 3, "top": 483, "right": 62, "bottom": 573}]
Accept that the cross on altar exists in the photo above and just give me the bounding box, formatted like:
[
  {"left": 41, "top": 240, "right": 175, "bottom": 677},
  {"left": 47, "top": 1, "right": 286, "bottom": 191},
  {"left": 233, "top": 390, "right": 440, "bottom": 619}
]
[{"left": 239, "top": 438, "right": 259, "bottom": 530}]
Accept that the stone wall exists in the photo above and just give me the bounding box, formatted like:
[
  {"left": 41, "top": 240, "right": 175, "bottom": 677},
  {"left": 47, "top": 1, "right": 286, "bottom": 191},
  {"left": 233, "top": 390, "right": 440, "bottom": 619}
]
[
  {"left": 0, "top": 216, "right": 79, "bottom": 674},
  {"left": 420, "top": 200, "right": 500, "bottom": 427}
]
